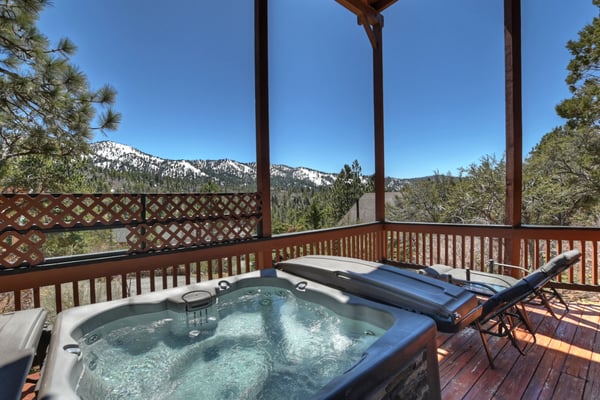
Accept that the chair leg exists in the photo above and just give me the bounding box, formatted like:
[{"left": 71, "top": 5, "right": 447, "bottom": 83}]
[
  {"left": 508, "top": 305, "right": 537, "bottom": 355},
  {"left": 552, "top": 287, "right": 570, "bottom": 314},
  {"left": 517, "top": 303, "right": 536, "bottom": 335},
  {"left": 536, "top": 288, "right": 569, "bottom": 320},
  {"left": 474, "top": 320, "right": 496, "bottom": 369}
]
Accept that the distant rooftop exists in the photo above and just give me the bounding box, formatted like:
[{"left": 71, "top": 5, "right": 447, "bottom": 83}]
[{"left": 338, "top": 192, "right": 400, "bottom": 225}]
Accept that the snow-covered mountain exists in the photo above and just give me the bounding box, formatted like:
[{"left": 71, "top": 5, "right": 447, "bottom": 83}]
[
  {"left": 89, "top": 141, "right": 407, "bottom": 191},
  {"left": 90, "top": 141, "right": 338, "bottom": 189}
]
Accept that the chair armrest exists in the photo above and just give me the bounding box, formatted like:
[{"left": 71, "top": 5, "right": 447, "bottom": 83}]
[
  {"left": 488, "top": 261, "right": 530, "bottom": 278},
  {"left": 445, "top": 273, "right": 502, "bottom": 297}
]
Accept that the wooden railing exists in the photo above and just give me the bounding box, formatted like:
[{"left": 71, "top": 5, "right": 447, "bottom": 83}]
[
  {"left": 1, "top": 192, "right": 599, "bottom": 320},
  {"left": 0, "top": 219, "right": 384, "bottom": 320},
  {"left": 383, "top": 222, "right": 600, "bottom": 290}
]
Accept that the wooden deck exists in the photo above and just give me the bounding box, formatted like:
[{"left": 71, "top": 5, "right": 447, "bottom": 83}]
[
  {"left": 437, "top": 301, "right": 600, "bottom": 400},
  {"left": 21, "top": 301, "right": 600, "bottom": 400}
]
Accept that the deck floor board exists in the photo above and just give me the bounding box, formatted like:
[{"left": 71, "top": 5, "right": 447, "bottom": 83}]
[{"left": 439, "top": 302, "right": 600, "bottom": 400}]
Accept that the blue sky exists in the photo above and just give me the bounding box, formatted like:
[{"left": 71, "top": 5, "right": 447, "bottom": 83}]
[{"left": 38, "top": 1, "right": 597, "bottom": 179}]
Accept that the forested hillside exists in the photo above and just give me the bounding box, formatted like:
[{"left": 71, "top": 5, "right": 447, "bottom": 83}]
[{"left": 83, "top": 147, "right": 380, "bottom": 234}]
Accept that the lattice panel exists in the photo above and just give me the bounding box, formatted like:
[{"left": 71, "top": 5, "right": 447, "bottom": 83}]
[
  {"left": 0, "top": 192, "right": 263, "bottom": 266},
  {"left": 144, "top": 193, "right": 261, "bottom": 221},
  {"left": 0, "top": 230, "right": 46, "bottom": 267},
  {"left": 0, "top": 194, "right": 143, "bottom": 230},
  {"left": 198, "top": 217, "right": 260, "bottom": 242},
  {"left": 126, "top": 217, "right": 261, "bottom": 253}
]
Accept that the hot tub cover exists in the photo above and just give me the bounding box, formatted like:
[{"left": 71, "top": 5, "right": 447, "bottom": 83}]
[
  {"left": 0, "top": 308, "right": 47, "bottom": 400},
  {"left": 276, "top": 255, "right": 481, "bottom": 332}
]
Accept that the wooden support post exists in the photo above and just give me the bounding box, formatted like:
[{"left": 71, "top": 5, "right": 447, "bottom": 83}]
[
  {"left": 504, "top": 0, "right": 523, "bottom": 266},
  {"left": 373, "top": 21, "right": 385, "bottom": 225},
  {"left": 255, "top": 0, "right": 272, "bottom": 267},
  {"left": 372, "top": 21, "right": 386, "bottom": 261}
]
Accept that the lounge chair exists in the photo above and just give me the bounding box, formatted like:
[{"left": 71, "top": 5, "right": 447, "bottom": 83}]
[
  {"left": 466, "top": 275, "right": 539, "bottom": 368},
  {"left": 423, "top": 249, "right": 581, "bottom": 320}
]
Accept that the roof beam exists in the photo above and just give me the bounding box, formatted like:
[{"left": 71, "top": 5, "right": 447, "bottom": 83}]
[
  {"left": 336, "top": 0, "right": 397, "bottom": 15},
  {"left": 336, "top": 0, "right": 396, "bottom": 48}
]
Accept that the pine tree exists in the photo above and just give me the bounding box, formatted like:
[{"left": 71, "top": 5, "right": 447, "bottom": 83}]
[
  {"left": 0, "top": 0, "right": 120, "bottom": 191},
  {"left": 524, "top": 2, "right": 600, "bottom": 225},
  {"left": 555, "top": 1, "right": 600, "bottom": 127},
  {"left": 328, "top": 160, "right": 369, "bottom": 223}
]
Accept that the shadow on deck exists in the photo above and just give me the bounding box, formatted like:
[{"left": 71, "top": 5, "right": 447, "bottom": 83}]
[{"left": 438, "top": 301, "right": 600, "bottom": 399}]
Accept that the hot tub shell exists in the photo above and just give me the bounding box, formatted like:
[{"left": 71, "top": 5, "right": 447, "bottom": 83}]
[{"left": 39, "top": 268, "right": 440, "bottom": 400}]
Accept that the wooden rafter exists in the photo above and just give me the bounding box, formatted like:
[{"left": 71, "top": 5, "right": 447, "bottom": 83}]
[
  {"left": 336, "top": 0, "right": 398, "bottom": 15},
  {"left": 336, "top": 0, "right": 398, "bottom": 48}
]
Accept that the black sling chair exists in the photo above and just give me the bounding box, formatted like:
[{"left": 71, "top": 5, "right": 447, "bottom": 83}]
[
  {"left": 462, "top": 250, "right": 582, "bottom": 368},
  {"left": 467, "top": 276, "right": 539, "bottom": 369},
  {"left": 426, "top": 250, "right": 581, "bottom": 321}
]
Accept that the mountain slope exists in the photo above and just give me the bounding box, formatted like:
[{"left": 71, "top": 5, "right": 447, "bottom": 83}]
[{"left": 89, "top": 141, "right": 407, "bottom": 192}]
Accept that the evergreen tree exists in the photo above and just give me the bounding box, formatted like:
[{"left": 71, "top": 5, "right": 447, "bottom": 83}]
[
  {"left": 0, "top": 0, "right": 120, "bottom": 190},
  {"left": 524, "top": 4, "right": 600, "bottom": 226},
  {"left": 453, "top": 155, "right": 505, "bottom": 224},
  {"left": 305, "top": 199, "right": 324, "bottom": 230},
  {"left": 328, "top": 160, "right": 369, "bottom": 223},
  {"left": 200, "top": 180, "right": 220, "bottom": 193},
  {"left": 523, "top": 126, "right": 600, "bottom": 225},
  {"left": 4, "top": 155, "right": 95, "bottom": 192},
  {"left": 391, "top": 156, "right": 504, "bottom": 225},
  {"left": 392, "top": 171, "right": 456, "bottom": 223},
  {"left": 555, "top": 1, "right": 600, "bottom": 128}
]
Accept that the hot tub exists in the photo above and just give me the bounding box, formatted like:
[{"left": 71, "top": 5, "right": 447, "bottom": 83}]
[{"left": 38, "top": 269, "right": 440, "bottom": 400}]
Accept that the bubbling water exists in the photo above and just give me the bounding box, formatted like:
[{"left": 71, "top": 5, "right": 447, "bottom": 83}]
[{"left": 76, "top": 286, "right": 386, "bottom": 400}]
